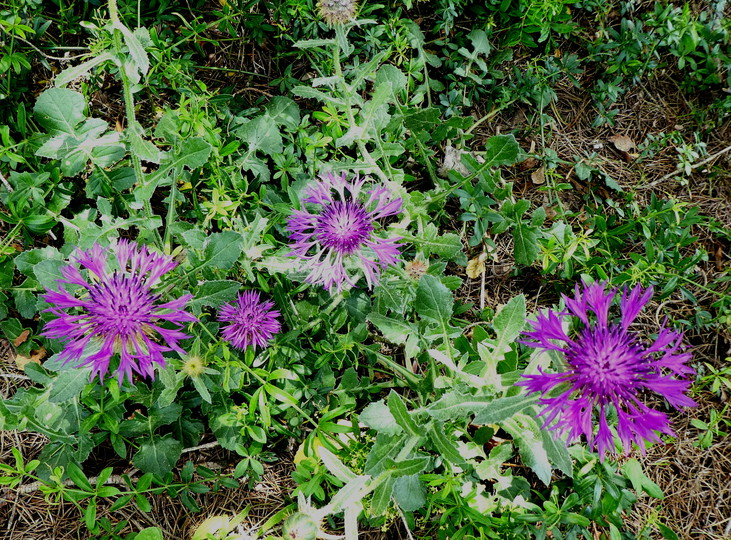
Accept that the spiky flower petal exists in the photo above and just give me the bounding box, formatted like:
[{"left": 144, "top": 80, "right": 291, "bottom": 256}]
[
  {"left": 517, "top": 281, "right": 696, "bottom": 460},
  {"left": 218, "top": 291, "right": 281, "bottom": 351},
  {"left": 286, "top": 171, "right": 403, "bottom": 292},
  {"left": 42, "top": 239, "right": 196, "bottom": 384}
]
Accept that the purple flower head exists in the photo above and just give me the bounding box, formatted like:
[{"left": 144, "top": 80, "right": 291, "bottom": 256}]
[
  {"left": 517, "top": 281, "right": 696, "bottom": 460},
  {"left": 286, "top": 171, "right": 403, "bottom": 292},
  {"left": 42, "top": 240, "right": 197, "bottom": 384},
  {"left": 218, "top": 291, "right": 281, "bottom": 351}
]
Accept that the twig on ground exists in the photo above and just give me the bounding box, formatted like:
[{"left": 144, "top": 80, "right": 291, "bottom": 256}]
[
  {"left": 638, "top": 144, "right": 731, "bottom": 190},
  {"left": 182, "top": 440, "right": 220, "bottom": 454},
  {"left": 0, "top": 373, "right": 31, "bottom": 380},
  {"left": 0, "top": 172, "right": 13, "bottom": 192}
]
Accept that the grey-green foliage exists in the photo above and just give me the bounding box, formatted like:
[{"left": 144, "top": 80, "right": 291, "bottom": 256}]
[{"left": 34, "top": 88, "right": 126, "bottom": 177}]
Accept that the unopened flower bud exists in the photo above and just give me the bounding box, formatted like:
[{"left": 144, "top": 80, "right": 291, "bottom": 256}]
[
  {"left": 282, "top": 512, "right": 320, "bottom": 540},
  {"left": 317, "top": 0, "right": 358, "bottom": 25}
]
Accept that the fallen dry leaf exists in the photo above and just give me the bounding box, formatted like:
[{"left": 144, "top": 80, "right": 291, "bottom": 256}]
[
  {"left": 466, "top": 254, "right": 487, "bottom": 279},
  {"left": 608, "top": 134, "right": 636, "bottom": 152},
  {"left": 518, "top": 156, "right": 538, "bottom": 172},
  {"left": 438, "top": 143, "right": 471, "bottom": 177},
  {"left": 715, "top": 245, "right": 724, "bottom": 272},
  {"left": 531, "top": 167, "right": 546, "bottom": 185},
  {"left": 15, "top": 347, "right": 46, "bottom": 370},
  {"left": 13, "top": 329, "right": 30, "bottom": 347}
]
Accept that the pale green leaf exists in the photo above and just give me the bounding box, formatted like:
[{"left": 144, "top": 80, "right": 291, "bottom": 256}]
[
  {"left": 367, "top": 313, "right": 413, "bottom": 345},
  {"left": 387, "top": 391, "right": 424, "bottom": 438},
  {"left": 483, "top": 134, "right": 520, "bottom": 168},
  {"left": 33, "top": 88, "right": 86, "bottom": 135},
  {"left": 502, "top": 413, "right": 551, "bottom": 486},
  {"left": 414, "top": 274, "right": 452, "bottom": 325},
  {"left": 360, "top": 400, "right": 401, "bottom": 436},
  {"left": 49, "top": 367, "right": 92, "bottom": 403},
  {"left": 55, "top": 52, "right": 115, "bottom": 87},
  {"left": 188, "top": 280, "right": 241, "bottom": 313},
  {"left": 133, "top": 435, "right": 183, "bottom": 476}
]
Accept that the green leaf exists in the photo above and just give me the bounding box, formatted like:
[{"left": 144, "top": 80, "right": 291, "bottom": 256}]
[
  {"left": 477, "top": 295, "right": 526, "bottom": 378},
  {"left": 49, "top": 367, "right": 92, "bottom": 403},
  {"left": 428, "top": 424, "right": 465, "bottom": 465},
  {"left": 135, "top": 493, "right": 152, "bottom": 512},
  {"left": 188, "top": 280, "right": 241, "bottom": 312},
  {"left": 473, "top": 394, "right": 539, "bottom": 424},
  {"left": 656, "top": 523, "right": 679, "bottom": 540},
  {"left": 120, "top": 404, "right": 182, "bottom": 437},
  {"left": 513, "top": 219, "right": 540, "bottom": 266},
  {"left": 622, "top": 458, "right": 664, "bottom": 499},
  {"left": 210, "top": 411, "right": 244, "bottom": 452},
  {"left": 95, "top": 466, "right": 113, "bottom": 488},
  {"left": 293, "top": 38, "right": 336, "bottom": 49},
  {"left": 482, "top": 134, "right": 520, "bottom": 168},
  {"left": 415, "top": 274, "right": 453, "bottom": 326},
  {"left": 162, "top": 137, "right": 212, "bottom": 170},
  {"left": 375, "top": 64, "right": 407, "bottom": 96},
  {"left": 540, "top": 428, "right": 573, "bottom": 478},
  {"left": 14, "top": 247, "right": 62, "bottom": 276},
  {"left": 265, "top": 96, "right": 300, "bottom": 131},
  {"left": 427, "top": 392, "right": 536, "bottom": 424},
  {"left": 360, "top": 400, "right": 401, "bottom": 436},
  {"left": 329, "top": 475, "right": 370, "bottom": 513},
  {"left": 236, "top": 116, "right": 282, "bottom": 157},
  {"left": 318, "top": 446, "right": 358, "bottom": 483},
  {"left": 12, "top": 281, "right": 37, "bottom": 319},
  {"left": 132, "top": 434, "right": 183, "bottom": 476},
  {"left": 369, "top": 475, "right": 394, "bottom": 517},
  {"left": 34, "top": 89, "right": 125, "bottom": 177},
  {"left": 113, "top": 21, "right": 150, "bottom": 77},
  {"left": 392, "top": 474, "right": 426, "bottom": 512},
  {"left": 364, "top": 433, "right": 403, "bottom": 477},
  {"left": 390, "top": 457, "right": 429, "bottom": 478},
  {"left": 65, "top": 462, "right": 93, "bottom": 491},
  {"left": 367, "top": 313, "right": 413, "bottom": 345},
  {"left": 109, "top": 494, "right": 134, "bottom": 512},
  {"left": 387, "top": 391, "right": 423, "bottom": 438},
  {"left": 133, "top": 528, "right": 164, "bottom": 540},
  {"left": 291, "top": 86, "right": 346, "bottom": 107},
  {"left": 491, "top": 295, "right": 526, "bottom": 349},
  {"left": 84, "top": 497, "right": 97, "bottom": 529},
  {"left": 55, "top": 52, "right": 115, "bottom": 87},
  {"left": 475, "top": 442, "right": 513, "bottom": 481},
  {"left": 502, "top": 413, "right": 551, "bottom": 486},
  {"left": 414, "top": 223, "right": 464, "bottom": 261},
  {"left": 128, "top": 130, "right": 160, "bottom": 164},
  {"left": 191, "top": 375, "right": 212, "bottom": 404},
  {"left": 33, "top": 88, "right": 86, "bottom": 135},
  {"left": 33, "top": 259, "right": 65, "bottom": 290},
  {"left": 201, "top": 231, "right": 244, "bottom": 271}
]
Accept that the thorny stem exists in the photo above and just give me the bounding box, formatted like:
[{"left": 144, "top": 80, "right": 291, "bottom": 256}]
[
  {"left": 332, "top": 25, "right": 391, "bottom": 185},
  {"left": 163, "top": 163, "right": 181, "bottom": 255},
  {"left": 108, "top": 0, "right": 163, "bottom": 247}
]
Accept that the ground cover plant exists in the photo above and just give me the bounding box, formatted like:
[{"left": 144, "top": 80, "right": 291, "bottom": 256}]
[{"left": 1, "top": 0, "right": 730, "bottom": 538}]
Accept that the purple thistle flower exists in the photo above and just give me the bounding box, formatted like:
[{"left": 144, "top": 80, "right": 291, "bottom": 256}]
[
  {"left": 517, "top": 281, "right": 696, "bottom": 460},
  {"left": 42, "top": 239, "right": 197, "bottom": 384},
  {"left": 218, "top": 291, "right": 281, "bottom": 351},
  {"left": 286, "top": 171, "right": 403, "bottom": 292}
]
